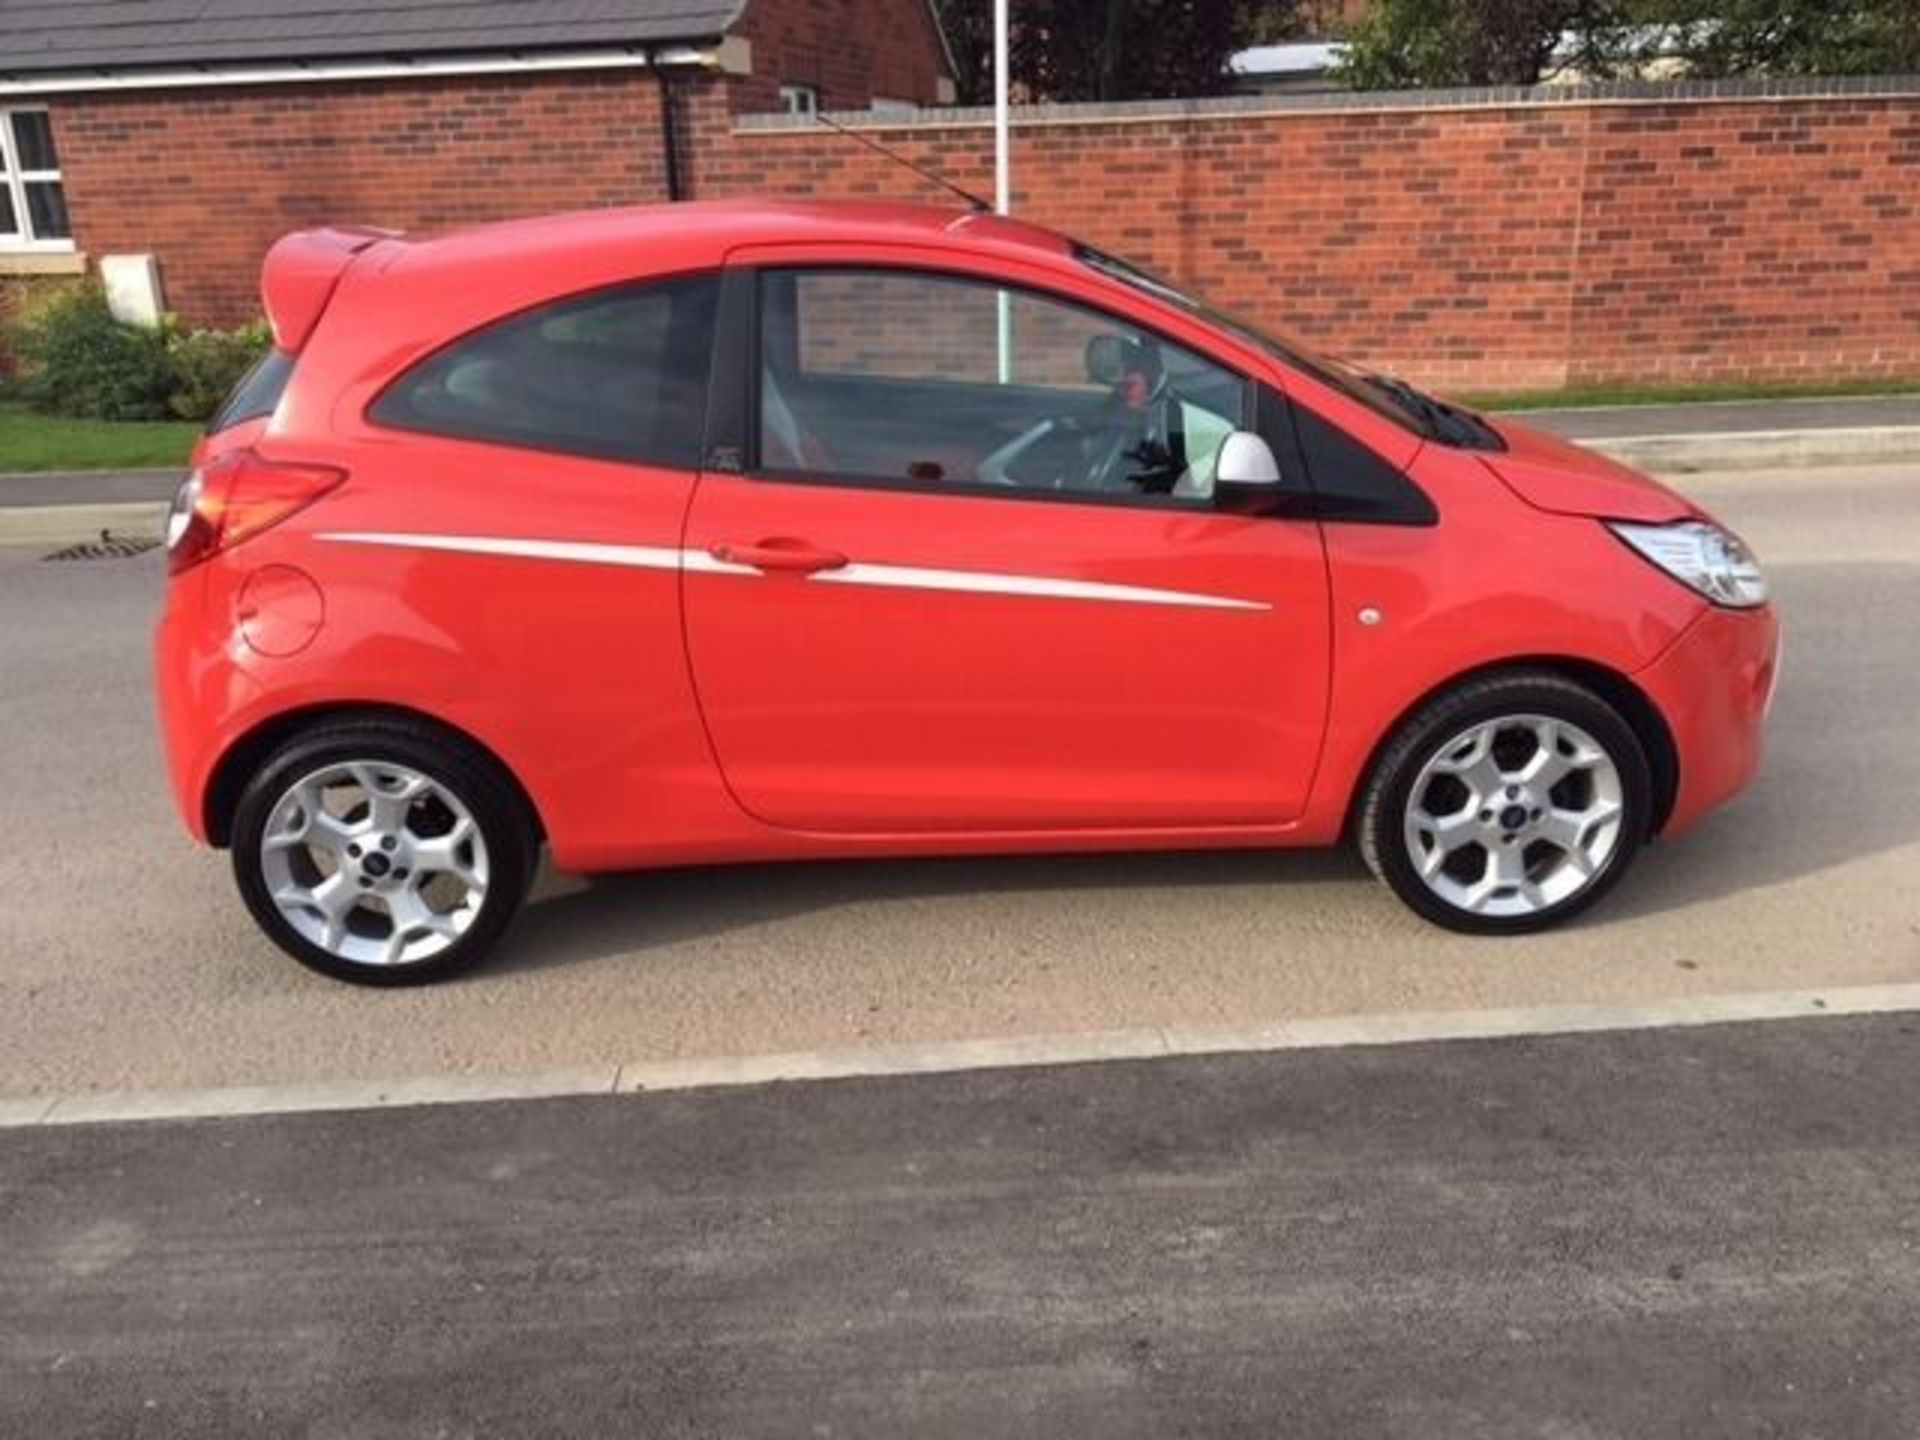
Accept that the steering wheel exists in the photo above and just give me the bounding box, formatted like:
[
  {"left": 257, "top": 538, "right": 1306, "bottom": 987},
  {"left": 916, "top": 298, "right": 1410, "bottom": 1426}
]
[{"left": 972, "top": 333, "right": 1181, "bottom": 493}]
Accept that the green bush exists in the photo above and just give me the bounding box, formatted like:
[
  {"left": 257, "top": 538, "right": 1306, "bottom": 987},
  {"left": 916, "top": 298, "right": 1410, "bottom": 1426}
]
[
  {"left": 3, "top": 285, "right": 272, "bottom": 424},
  {"left": 166, "top": 321, "right": 271, "bottom": 423},
  {"left": 6, "top": 285, "right": 174, "bottom": 421}
]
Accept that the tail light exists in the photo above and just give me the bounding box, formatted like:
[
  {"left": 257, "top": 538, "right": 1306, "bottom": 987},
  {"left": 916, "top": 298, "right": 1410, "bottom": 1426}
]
[{"left": 165, "top": 449, "right": 346, "bottom": 576}]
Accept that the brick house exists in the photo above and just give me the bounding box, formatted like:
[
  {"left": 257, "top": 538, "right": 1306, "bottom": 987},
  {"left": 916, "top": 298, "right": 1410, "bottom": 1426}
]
[{"left": 0, "top": 0, "right": 954, "bottom": 330}]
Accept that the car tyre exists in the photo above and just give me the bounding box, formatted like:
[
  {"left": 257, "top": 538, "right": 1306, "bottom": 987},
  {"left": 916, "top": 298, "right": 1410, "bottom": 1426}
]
[
  {"left": 1358, "top": 671, "right": 1653, "bottom": 935},
  {"left": 232, "top": 717, "right": 538, "bottom": 985}
]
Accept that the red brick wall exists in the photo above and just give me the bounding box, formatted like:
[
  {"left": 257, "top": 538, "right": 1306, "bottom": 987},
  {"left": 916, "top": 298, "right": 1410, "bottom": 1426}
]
[
  {"left": 729, "top": 0, "right": 951, "bottom": 112},
  {"left": 31, "top": 76, "right": 1920, "bottom": 393},
  {"left": 703, "top": 93, "right": 1920, "bottom": 392},
  {"left": 46, "top": 71, "right": 676, "bottom": 327}
]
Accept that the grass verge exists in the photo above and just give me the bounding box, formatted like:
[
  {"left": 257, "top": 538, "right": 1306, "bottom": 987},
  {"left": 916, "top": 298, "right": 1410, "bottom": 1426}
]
[{"left": 0, "top": 401, "right": 199, "bottom": 475}]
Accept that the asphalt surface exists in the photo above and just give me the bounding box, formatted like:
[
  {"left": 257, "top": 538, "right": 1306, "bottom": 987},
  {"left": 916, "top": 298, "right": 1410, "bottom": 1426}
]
[
  {"left": 0, "top": 461, "right": 1917, "bottom": 1098},
  {"left": 5, "top": 1013, "right": 1919, "bottom": 1437}
]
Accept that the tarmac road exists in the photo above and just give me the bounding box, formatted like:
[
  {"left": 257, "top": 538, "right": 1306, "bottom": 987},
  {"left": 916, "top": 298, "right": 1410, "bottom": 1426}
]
[
  {"left": 0, "top": 462, "right": 1916, "bottom": 1099},
  {"left": 5, "top": 1014, "right": 1920, "bottom": 1438}
]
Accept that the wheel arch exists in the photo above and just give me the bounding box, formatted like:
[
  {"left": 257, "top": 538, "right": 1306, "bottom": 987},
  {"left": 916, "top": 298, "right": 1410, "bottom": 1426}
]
[
  {"left": 1344, "top": 656, "right": 1680, "bottom": 840},
  {"left": 202, "top": 702, "right": 547, "bottom": 849}
]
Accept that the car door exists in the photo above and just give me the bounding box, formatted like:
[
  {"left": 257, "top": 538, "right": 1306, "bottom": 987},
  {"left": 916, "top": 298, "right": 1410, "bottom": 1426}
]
[{"left": 681, "top": 259, "right": 1331, "bottom": 834}]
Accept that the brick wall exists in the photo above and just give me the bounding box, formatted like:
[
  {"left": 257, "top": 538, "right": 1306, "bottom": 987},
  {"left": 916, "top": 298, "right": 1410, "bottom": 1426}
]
[
  {"left": 730, "top": 0, "right": 952, "bottom": 111},
  {"left": 23, "top": 75, "right": 1920, "bottom": 393},
  {"left": 709, "top": 85, "right": 1920, "bottom": 391},
  {"left": 45, "top": 71, "right": 676, "bottom": 328}
]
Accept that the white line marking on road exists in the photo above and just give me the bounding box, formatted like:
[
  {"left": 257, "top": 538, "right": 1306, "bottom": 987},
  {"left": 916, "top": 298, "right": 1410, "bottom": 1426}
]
[{"left": 7, "top": 984, "right": 1920, "bottom": 1130}]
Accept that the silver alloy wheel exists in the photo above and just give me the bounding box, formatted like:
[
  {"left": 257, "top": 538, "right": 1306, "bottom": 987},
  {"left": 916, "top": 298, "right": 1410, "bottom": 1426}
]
[
  {"left": 259, "top": 760, "right": 491, "bottom": 967},
  {"left": 1402, "top": 713, "right": 1625, "bottom": 919}
]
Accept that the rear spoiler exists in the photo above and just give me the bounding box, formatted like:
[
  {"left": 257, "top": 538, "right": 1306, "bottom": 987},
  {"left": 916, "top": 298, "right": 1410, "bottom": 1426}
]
[{"left": 260, "top": 227, "right": 396, "bottom": 353}]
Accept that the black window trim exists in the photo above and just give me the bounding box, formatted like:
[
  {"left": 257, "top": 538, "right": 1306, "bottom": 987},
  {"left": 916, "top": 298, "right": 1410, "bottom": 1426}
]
[
  {"left": 734, "top": 259, "right": 1255, "bottom": 516},
  {"left": 364, "top": 266, "right": 724, "bottom": 473}
]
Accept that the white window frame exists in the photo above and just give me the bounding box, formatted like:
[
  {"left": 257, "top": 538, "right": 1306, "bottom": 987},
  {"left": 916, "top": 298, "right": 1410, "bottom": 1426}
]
[
  {"left": 778, "top": 84, "right": 819, "bottom": 116},
  {"left": 0, "top": 106, "right": 74, "bottom": 253}
]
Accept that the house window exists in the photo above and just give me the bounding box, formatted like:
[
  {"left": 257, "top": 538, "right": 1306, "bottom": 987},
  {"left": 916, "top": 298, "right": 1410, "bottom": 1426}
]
[
  {"left": 779, "top": 85, "right": 819, "bottom": 116},
  {"left": 0, "top": 108, "right": 72, "bottom": 250}
]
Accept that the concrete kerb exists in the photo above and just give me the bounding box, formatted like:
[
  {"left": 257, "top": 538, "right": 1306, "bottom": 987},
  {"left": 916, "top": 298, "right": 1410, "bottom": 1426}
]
[
  {"left": 1583, "top": 426, "right": 1920, "bottom": 474},
  {"left": 9, "top": 983, "right": 1920, "bottom": 1132}
]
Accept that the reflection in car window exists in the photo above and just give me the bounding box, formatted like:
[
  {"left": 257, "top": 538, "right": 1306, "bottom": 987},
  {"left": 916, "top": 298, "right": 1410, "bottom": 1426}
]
[
  {"left": 1074, "top": 244, "right": 1434, "bottom": 438},
  {"left": 371, "top": 274, "right": 718, "bottom": 468},
  {"left": 759, "top": 269, "right": 1248, "bottom": 503}
]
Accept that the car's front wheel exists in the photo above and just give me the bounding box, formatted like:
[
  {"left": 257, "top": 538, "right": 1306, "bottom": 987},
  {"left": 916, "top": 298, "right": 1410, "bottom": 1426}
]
[
  {"left": 231, "top": 718, "right": 537, "bottom": 985},
  {"left": 1358, "top": 672, "right": 1653, "bottom": 934}
]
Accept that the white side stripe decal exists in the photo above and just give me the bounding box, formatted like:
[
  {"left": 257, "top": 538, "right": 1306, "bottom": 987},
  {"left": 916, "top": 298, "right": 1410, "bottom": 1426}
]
[
  {"left": 814, "top": 562, "right": 1265, "bottom": 611},
  {"left": 316, "top": 532, "right": 1269, "bottom": 612},
  {"left": 318, "top": 531, "right": 684, "bottom": 572}
]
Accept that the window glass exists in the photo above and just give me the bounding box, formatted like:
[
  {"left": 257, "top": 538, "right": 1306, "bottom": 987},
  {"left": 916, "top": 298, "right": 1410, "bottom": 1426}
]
[
  {"left": 760, "top": 269, "right": 1247, "bottom": 502},
  {"left": 372, "top": 275, "right": 718, "bottom": 468},
  {"left": 11, "top": 111, "right": 58, "bottom": 172},
  {"left": 0, "top": 108, "right": 68, "bottom": 248},
  {"left": 24, "top": 181, "right": 69, "bottom": 240},
  {"left": 209, "top": 349, "right": 297, "bottom": 435}
]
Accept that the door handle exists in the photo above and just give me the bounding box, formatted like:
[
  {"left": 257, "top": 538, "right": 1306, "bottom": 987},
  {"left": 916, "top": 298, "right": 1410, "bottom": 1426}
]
[{"left": 710, "top": 539, "right": 850, "bottom": 574}]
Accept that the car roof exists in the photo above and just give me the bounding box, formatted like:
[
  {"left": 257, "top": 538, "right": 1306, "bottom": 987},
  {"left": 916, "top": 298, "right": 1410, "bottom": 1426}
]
[{"left": 380, "top": 199, "right": 1076, "bottom": 279}]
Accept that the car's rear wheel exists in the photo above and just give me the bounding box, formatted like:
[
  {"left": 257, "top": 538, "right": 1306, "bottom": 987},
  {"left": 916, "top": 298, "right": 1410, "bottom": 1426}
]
[
  {"left": 231, "top": 719, "right": 536, "bottom": 985},
  {"left": 1358, "top": 672, "right": 1652, "bottom": 934}
]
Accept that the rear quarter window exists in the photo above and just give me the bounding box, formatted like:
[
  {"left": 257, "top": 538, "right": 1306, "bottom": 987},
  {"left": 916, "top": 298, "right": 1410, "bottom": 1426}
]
[
  {"left": 369, "top": 275, "right": 719, "bottom": 469},
  {"left": 208, "top": 349, "right": 296, "bottom": 435}
]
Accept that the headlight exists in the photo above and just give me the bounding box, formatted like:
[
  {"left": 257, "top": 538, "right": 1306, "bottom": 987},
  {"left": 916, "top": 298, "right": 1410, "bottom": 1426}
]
[{"left": 1608, "top": 519, "right": 1768, "bottom": 609}]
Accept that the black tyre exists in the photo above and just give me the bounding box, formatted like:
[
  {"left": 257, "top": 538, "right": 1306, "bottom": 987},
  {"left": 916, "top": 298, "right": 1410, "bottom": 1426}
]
[
  {"left": 1358, "top": 671, "right": 1652, "bottom": 935},
  {"left": 231, "top": 717, "right": 537, "bottom": 985}
]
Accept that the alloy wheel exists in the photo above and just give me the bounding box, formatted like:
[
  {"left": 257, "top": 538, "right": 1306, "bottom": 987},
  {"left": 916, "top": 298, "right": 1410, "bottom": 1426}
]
[
  {"left": 1401, "top": 714, "right": 1625, "bottom": 919},
  {"left": 258, "top": 760, "right": 492, "bottom": 968}
]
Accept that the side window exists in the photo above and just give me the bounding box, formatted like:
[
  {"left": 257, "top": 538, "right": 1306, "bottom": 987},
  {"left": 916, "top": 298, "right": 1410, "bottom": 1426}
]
[
  {"left": 757, "top": 269, "right": 1247, "bottom": 502},
  {"left": 208, "top": 349, "right": 296, "bottom": 435},
  {"left": 372, "top": 274, "right": 718, "bottom": 468}
]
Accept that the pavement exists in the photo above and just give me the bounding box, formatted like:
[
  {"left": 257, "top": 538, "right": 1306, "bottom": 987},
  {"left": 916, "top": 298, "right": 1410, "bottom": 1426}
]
[
  {"left": 1521, "top": 393, "right": 1920, "bottom": 440},
  {"left": 0, "top": 395, "right": 1917, "bottom": 531},
  {"left": 6, "top": 1012, "right": 1920, "bottom": 1437},
  {"left": 0, "top": 468, "right": 183, "bottom": 508},
  {"left": 0, "top": 459, "right": 1916, "bottom": 1101}
]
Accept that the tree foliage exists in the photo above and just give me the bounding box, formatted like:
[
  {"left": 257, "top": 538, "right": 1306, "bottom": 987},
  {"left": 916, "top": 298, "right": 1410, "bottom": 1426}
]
[
  {"left": 1336, "top": 0, "right": 1920, "bottom": 90},
  {"left": 1658, "top": 0, "right": 1920, "bottom": 79},
  {"left": 935, "top": 0, "right": 1309, "bottom": 104}
]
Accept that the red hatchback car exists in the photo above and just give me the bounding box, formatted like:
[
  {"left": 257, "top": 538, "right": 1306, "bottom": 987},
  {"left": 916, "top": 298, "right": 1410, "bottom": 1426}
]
[{"left": 156, "top": 200, "right": 1779, "bottom": 984}]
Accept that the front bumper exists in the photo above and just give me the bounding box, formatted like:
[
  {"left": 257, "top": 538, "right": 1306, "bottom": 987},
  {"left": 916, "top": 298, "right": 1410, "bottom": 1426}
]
[{"left": 1635, "top": 601, "right": 1781, "bottom": 836}]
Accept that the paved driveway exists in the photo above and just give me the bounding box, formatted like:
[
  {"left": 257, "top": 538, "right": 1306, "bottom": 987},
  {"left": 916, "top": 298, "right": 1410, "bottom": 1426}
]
[{"left": 1, "top": 463, "right": 1915, "bottom": 1097}]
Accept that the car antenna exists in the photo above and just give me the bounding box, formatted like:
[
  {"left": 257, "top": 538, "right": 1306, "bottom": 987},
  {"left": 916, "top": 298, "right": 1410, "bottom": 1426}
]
[{"left": 811, "top": 109, "right": 992, "bottom": 213}]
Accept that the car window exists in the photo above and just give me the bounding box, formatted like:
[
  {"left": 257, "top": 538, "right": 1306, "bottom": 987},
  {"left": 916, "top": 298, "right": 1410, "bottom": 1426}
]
[
  {"left": 371, "top": 274, "right": 718, "bottom": 468},
  {"left": 758, "top": 269, "right": 1247, "bottom": 503},
  {"left": 208, "top": 348, "right": 296, "bottom": 435}
]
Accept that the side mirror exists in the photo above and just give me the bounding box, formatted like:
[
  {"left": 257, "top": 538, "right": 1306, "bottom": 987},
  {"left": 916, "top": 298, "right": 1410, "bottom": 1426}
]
[{"left": 1214, "top": 431, "right": 1286, "bottom": 513}]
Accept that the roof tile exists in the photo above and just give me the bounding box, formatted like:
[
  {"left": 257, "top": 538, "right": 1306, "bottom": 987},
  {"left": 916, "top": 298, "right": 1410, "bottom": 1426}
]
[{"left": 0, "top": 0, "right": 741, "bottom": 76}]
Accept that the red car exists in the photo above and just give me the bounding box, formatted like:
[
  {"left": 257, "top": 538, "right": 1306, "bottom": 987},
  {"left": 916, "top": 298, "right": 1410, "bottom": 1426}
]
[{"left": 156, "top": 200, "right": 1779, "bottom": 985}]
